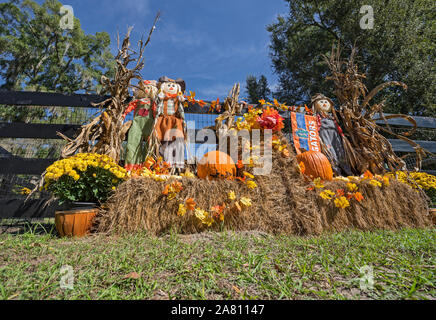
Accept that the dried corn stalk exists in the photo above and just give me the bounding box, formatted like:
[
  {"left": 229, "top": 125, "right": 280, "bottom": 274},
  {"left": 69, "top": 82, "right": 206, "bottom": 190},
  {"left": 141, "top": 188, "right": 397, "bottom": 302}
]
[
  {"left": 214, "top": 83, "right": 244, "bottom": 136},
  {"left": 324, "top": 44, "right": 434, "bottom": 174},
  {"left": 58, "top": 13, "right": 160, "bottom": 163}
]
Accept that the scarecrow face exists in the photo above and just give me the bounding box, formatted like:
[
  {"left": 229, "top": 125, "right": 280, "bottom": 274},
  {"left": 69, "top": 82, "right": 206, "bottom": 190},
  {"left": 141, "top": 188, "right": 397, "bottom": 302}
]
[
  {"left": 316, "top": 99, "right": 332, "bottom": 113},
  {"left": 135, "top": 81, "right": 157, "bottom": 99},
  {"left": 161, "top": 82, "right": 180, "bottom": 95}
]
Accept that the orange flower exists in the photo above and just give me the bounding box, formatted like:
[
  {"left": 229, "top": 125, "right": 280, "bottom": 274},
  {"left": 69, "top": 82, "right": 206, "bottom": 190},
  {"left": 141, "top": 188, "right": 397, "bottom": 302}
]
[
  {"left": 256, "top": 107, "right": 284, "bottom": 132},
  {"left": 336, "top": 189, "right": 345, "bottom": 197},
  {"left": 354, "top": 192, "right": 364, "bottom": 202},
  {"left": 185, "top": 198, "right": 196, "bottom": 211}
]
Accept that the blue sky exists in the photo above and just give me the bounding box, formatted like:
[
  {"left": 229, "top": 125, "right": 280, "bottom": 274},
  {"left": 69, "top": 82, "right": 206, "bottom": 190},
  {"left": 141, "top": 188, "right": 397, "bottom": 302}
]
[{"left": 53, "top": 0, "right": 289, "bottom": 101}]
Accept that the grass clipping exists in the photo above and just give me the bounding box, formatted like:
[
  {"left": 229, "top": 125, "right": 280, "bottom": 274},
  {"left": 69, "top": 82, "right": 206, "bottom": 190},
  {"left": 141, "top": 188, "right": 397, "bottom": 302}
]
[{"left": 96, "top": 142, "right": 432, "bottom": 236}]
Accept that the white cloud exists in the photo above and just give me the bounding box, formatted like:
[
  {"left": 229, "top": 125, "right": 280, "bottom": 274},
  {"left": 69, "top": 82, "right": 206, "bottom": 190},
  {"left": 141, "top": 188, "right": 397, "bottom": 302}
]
[
  {"left": 154, "top": 21, "right": 206, "bottom": 47},
  {"left": 198, "top": 82, "right": 245, "bottom": 100}
]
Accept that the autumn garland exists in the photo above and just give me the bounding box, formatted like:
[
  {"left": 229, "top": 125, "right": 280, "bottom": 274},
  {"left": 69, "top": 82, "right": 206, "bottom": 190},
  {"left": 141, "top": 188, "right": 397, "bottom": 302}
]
[{"left": 301, "top": 166, "right": 391, "bottom": 209}]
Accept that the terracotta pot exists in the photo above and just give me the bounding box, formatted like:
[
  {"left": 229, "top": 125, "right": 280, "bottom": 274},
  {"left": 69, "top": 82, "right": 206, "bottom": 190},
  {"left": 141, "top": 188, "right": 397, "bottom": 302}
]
[{"left": 55, "top": 203, "right": 98, "bottom": 237}]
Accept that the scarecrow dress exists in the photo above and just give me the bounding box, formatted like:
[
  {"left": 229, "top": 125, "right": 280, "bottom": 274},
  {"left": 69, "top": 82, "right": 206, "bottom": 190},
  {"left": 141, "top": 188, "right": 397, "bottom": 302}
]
[
  {"left": 154, "top": 96, "right": 185, "bottom": 169},
  {"left": 317, "top": 114, "right": 353, "bottom": 177}
]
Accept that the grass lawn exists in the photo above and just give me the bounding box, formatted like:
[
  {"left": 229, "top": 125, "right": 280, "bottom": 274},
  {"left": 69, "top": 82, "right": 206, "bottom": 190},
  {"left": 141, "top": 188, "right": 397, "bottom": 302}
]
[{"left": 0, "top": 224, "right": 435, "bottom": 300}]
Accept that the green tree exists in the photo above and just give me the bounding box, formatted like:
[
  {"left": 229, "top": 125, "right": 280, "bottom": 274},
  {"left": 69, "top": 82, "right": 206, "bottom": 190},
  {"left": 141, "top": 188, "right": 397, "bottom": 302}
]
[
  {"left": 0, "top": 0, "right": 115, "bottom": 94},
  {"left": 267, "top": 0, "right": 436, "bottom": 116},
  {"left": 0, "top": 0, "right": 116, "bottom": 166},
  {"left": 245, "top": 74, "right": 272, "bottom": 104}
]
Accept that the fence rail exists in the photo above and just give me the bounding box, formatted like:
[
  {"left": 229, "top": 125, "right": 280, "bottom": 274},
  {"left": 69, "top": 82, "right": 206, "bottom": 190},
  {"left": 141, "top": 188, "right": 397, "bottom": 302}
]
[{"left": 1, "top": 90, "right": 436, "bottom": 219}]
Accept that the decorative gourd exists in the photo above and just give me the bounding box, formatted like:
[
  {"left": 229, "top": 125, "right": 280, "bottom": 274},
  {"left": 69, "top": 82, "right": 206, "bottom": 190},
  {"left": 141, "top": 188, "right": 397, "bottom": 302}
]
[
  {"left": 197, "top": 151, "right": 236, "bottom": 180},
  {"left": 297, "top": 151, "right": 333, "bottom": 181}
]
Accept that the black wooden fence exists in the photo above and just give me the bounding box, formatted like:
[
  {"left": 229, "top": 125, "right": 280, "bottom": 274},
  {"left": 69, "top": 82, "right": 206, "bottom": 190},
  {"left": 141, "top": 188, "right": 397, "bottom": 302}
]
[{"left": 1, "top": 90, "right": 435, "bottom": 219}]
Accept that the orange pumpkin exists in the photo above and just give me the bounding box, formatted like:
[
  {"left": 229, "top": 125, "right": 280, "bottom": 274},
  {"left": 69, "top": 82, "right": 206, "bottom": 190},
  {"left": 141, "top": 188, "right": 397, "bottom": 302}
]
[
  {"left": 296, "top": 151, "right": 333, "bottom": 181},
  {"left": 197, "top": 151, "right": 236, "bottom": 179}
]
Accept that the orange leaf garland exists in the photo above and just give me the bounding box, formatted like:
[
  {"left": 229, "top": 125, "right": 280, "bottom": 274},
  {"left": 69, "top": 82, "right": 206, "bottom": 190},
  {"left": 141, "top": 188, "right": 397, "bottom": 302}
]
[
  {"left": 354, "top": 192, "right": 364, "bottom": 202},
  {"left": 185, "top": 198, "right": 196, "bottom": 211}
]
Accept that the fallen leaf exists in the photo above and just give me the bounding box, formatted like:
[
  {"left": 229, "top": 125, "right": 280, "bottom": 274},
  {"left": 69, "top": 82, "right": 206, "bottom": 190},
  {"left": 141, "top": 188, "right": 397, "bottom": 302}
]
[
  {"left": 274, "top": 264, "right": 283, "bottom": 272},
  {"left": 232, "top": 286, "right": 241, "bottom": 294},
  {"left": 123, "top": 272, "right": 141, "bottom": 280}
]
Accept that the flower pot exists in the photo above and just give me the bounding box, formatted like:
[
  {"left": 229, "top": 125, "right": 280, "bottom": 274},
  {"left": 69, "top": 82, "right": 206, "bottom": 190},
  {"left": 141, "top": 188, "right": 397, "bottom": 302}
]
[{"left": 55, "top": 203, "right": 98, "bottom": 237}]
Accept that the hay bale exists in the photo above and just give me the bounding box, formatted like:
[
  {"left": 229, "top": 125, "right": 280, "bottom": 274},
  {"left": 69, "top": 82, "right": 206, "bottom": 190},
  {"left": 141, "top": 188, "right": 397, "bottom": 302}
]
[{"left": 96, "top": 148, "right": 433, "bottom": 236}]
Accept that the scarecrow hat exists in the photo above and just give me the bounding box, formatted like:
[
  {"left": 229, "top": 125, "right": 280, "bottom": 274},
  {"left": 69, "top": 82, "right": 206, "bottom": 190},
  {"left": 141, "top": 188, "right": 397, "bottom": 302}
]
[
  {"left": 310, "top": 93, "right": 334, "bottom": 109},
  {"left": 158, "top": 76, "right": 186, "bottom": 93},
  {"left": 141, "top": 79, "right": 157, "bottom": 87}
]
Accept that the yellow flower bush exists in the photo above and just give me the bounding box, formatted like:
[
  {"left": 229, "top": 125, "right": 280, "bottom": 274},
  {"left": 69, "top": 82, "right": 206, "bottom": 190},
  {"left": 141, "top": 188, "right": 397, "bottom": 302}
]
[
  {"left": 389, "top": 171, "right": 436, "bottom": 205},
  {"left": 44, "top": 153, "right": 127, "bottom": 204}
]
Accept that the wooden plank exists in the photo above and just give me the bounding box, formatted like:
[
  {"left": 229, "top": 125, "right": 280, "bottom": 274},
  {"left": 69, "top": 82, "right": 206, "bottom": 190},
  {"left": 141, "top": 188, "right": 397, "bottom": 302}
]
[
  {"left": 374, "top": 113, "right": 436, "bottom": 129},
  {"left": 0, "top": 90, "right": 110, "bottom": 107},
  {"left": 0, "top": 158, "right": 56, "bottom": 175},
  {"left": 389, "top": 139, "right": 436, "bottom": 153},
  {"left": 0, "top": 146, "right": 13, "bottom": 158},
  {"left": 0, "top": 90, "right": 226, "bottom": 114},
  {"left": 0, "top": 122, "right": 219, "bottom": 144},
  {"left": 0, "top": 198, "right": 64, "bottom": 218},
  {"left": 0, "top": 122, "right": 80, "bottom": 139}
]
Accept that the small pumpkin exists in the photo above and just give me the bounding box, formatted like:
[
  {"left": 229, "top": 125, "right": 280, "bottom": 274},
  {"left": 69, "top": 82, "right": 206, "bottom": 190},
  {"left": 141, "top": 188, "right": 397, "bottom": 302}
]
[
  {"left": 197, "top": 151, "right": 236, "bottom": 180},
  {"left": 297, "top": 151, "right": 333, "bottom": 181}
]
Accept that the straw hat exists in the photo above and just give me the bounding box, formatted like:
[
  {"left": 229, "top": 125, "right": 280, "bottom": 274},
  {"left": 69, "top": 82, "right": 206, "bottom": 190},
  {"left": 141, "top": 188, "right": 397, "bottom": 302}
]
[
  {"left": 310, "top": 93, "right": 334, "bottom": 109},
  {"left": 158, "top": 76, "right": 186, "bottom": 93}
]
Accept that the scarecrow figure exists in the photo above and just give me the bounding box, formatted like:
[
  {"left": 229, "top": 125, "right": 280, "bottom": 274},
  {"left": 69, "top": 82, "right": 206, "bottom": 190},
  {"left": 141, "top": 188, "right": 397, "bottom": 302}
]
[
  {"left": 311, "top": 93, "right": 352, "bottom": 176},
  {"left": 154, "top": 76, "right": 187, "bottom": 169},
  {"left": 123, "top": 80, "right": 158, "bottom": 171}
]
